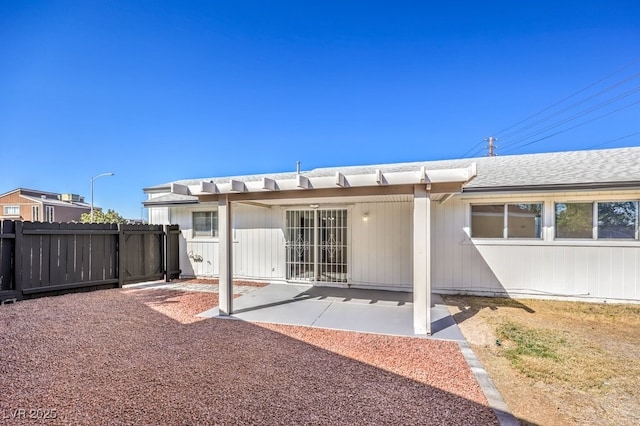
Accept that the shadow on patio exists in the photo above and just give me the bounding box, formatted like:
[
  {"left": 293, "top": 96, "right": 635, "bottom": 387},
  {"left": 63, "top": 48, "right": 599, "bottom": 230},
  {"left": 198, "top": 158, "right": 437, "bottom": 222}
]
[{"left": 199, "top": 283, "right": 466, "bottom": 340}]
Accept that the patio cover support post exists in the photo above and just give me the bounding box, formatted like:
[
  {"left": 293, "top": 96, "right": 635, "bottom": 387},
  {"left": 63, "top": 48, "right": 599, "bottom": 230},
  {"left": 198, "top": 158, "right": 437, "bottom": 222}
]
[
  {"left": 218, "top": 195, "right": 233, "bottom": 315},
  {"left": 413, "top": 185, "right": 431, "bottom": 335}
]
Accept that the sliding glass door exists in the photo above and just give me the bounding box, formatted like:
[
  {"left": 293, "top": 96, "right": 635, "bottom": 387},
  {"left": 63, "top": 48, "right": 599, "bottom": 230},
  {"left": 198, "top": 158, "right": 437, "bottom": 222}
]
[{"left": 285, "top": 209, "right": 348, "bottom": 283}]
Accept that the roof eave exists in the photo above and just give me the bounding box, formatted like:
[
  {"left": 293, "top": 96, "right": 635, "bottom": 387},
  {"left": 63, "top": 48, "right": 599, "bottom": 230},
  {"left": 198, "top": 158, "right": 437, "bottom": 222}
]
[
  {"left": 464, "top": 181, "right": 640, "bottom": 194},
  {"left": 143, "top": 186, "right": 171, "bottom": 194},
  {"left": 143, "top": 200, "right": 199, "bottom": 207}
]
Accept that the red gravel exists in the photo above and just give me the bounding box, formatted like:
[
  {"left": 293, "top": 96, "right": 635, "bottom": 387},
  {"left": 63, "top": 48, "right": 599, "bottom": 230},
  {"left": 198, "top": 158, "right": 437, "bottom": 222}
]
[{"left": 0, "top": 289, "right": 498, "bottom": 425}]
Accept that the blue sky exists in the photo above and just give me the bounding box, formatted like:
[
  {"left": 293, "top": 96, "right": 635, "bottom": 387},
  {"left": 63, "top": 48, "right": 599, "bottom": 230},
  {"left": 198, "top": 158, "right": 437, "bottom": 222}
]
[{"left": 1, "top": 1, "right": 639, "bottom": 219}]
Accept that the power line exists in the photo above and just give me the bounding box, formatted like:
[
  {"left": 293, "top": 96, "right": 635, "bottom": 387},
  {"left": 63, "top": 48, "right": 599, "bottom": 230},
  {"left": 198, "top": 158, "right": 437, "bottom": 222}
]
[
  {"left": 500, "top": 98, "right": 640, "bottom": 155},
  {"left": 585, "top": 131, "right": 640, "bottom": 149},
  {"left": 458, "top": 56, "right": 640, "bottom": 158},
  {"left": 498, "top": 72, "right": 640, "bottom": 141},
  {"left": 499, "top": 85, "right": 640, "bottom": 150},
  {"left": 459, "top": 139, "right": 485, "bottom": 158},
  {"left": 492, "top": 56, "right": 640, "bottom": 137}
]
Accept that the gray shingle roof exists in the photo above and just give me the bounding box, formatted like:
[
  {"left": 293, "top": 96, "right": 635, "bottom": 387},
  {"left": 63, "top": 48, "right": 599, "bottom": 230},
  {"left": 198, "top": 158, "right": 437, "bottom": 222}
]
[
  {"left": 463, "top": 146, "right": 640, "bottom": 190},
  {"left": 144, "top": 146, "right": 640, "bottom": 193},
  {"left": 20, "top": 195, "right": 91, "bottom": 209}
]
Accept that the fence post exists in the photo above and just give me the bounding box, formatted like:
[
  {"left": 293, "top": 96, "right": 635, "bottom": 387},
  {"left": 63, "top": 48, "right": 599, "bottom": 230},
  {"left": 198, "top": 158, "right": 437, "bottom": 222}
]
[
  {"left": 0, "top": 220, "right": 16, "bottom": 294},
  {"left": 163, "top": 225, "right": 169, "bottom": 282},
  {"left": 13, "top": 221, "right": 23, "bottom": 300},
  {"left": 117, "top": 223, "right": 124, "bottom": 288},
  {"left": 163, "top": 225, "right": 181, "bottom": 282}
]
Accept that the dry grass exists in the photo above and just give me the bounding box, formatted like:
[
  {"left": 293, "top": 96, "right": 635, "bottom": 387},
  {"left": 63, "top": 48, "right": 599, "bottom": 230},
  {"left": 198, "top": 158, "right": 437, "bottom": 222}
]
[{"left": 444, "top": 295, "right": 640, "bottom": 425}]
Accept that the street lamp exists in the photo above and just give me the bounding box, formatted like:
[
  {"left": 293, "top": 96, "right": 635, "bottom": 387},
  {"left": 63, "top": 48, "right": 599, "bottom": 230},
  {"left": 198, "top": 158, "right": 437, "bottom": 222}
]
[{"left": 90, "top": 172, "right": 114, "bottom": 222}]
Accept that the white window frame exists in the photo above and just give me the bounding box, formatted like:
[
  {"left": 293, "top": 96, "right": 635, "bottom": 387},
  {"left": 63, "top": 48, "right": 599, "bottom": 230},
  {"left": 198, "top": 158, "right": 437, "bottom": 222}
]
[
  {"left": 597, "top": 200, "right": 639, "bottom": 240},
  {"left": 554, "top": 200, "right": 639, "bottom": 241},
  {"left": 3, "top": 205, "right": 20, "bottom": 216},
  {"left": 45, "top": 206, "right": 55, "bottom": 223},
  {"left": 470, "top": 202, "right": 543, "bottom": 240},
  {"left": 192, "top": 211, "right": 218, "bottom": 238},
  {"left": 464, "top": 194, "right": 640, "bottom": 247},
  {"left": 32, "top": 206, "right": 40, "bottom": 221}
]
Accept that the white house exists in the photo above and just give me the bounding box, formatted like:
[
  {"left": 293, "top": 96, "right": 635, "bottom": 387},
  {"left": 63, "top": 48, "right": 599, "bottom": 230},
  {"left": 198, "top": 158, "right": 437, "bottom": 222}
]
[{"left": 144, "top": 146, "right": 640, "bottom": 334}]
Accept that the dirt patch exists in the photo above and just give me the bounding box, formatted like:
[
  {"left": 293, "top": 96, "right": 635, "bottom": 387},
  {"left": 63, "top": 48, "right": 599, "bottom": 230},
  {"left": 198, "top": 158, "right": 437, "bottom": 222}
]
[
  {"left": 0, "top": 289, "right": 497, "bottom": 425},
  {"left": 444, "top": 295, "right": 640, "bottom": 425}
]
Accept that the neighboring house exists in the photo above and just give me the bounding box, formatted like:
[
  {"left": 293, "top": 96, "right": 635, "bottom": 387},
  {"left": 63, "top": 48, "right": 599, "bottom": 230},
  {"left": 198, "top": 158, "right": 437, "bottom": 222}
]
[
  {"left": 143, "top": 146, "right": 640, "bottom": 334},
  {"left": 0, "top": 188, "right": 92, "bottom": 222}
]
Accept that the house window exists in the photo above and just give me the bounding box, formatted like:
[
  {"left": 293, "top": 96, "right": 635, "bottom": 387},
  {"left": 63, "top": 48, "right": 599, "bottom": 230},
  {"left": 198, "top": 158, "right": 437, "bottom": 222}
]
[
  {"left": 193, "top": 211, "right": 218, "bottom": 238},
  {"left": 45, "top": 206, "right": 55, "bottom": 223},
  {"left": 3, "top": 206, "right": 20, "bottom": 216},
  {"left": 597, "top": 201, "right": 638, "bottom": 239},
  {"left": 471, "top": 203, "right": 542, "bottom": 239},
  {"left": 555, "top": 203, "right": 593, "bottom": 239},
  {"left": 555, "top": 201, "right": 639, "bottom": 239},
  {"left": 32, "top": 206, "right": 40, "bottom": 221},
  {"left": 471, "top": 204, "right": 504, "bottom": 238}
]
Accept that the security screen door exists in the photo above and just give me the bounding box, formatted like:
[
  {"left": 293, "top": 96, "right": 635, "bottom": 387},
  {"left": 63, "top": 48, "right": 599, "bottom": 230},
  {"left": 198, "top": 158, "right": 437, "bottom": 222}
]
[{"left": 285, "top": 209, "right": 347, "bottom": 283}]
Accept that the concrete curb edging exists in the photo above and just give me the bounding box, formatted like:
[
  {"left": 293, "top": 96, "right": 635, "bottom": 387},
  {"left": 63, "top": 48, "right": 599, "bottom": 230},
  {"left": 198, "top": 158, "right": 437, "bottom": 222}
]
[{"left": 458, "top": 341, "right": 519, "bottom": 426}]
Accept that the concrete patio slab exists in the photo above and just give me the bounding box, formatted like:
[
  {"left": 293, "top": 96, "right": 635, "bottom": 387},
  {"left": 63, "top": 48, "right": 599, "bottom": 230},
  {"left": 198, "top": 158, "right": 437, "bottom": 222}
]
[
  {"left": 198, "top": 283, "right": 466, "bottom": 340},
  {"left": 123, "top": 280, "right": 259, "bottom": 295}
]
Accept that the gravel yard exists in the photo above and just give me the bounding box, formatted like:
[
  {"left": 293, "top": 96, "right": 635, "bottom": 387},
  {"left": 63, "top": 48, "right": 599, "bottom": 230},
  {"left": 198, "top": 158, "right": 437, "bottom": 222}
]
[{"left": 0, "top": 287, "right": 498, "bottom": 425}]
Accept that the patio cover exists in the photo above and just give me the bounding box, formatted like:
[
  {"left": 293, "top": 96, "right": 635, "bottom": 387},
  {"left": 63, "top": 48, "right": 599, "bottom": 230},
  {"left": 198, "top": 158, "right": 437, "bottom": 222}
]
[{"left": 148, "top": 164, "right": 477, "bottom": 334}]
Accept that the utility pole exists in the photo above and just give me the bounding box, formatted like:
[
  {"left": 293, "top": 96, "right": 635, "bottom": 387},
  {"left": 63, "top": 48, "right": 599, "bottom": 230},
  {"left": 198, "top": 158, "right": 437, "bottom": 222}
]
[{"left": 486, "top": 136, "right": 497, "bottom": 157}]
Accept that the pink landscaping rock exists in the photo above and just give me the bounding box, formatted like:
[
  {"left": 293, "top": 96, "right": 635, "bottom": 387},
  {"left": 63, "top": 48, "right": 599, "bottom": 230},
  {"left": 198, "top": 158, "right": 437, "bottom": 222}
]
[{"left": 0, "top": 289, "right": 498, "bottom": 425}]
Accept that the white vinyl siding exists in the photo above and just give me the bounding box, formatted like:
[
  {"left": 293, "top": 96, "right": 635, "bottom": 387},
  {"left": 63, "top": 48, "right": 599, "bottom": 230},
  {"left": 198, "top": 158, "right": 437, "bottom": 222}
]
[
  {"left": 165, "top": 201, "right": 412, "bottom": 290},
  {"left": 149, "top": 207, "right": 170, "bottom": 225},
  {"left": 233, "top": 204, "right": 285, "bottom": 280},
  {"left": 168, "top": 204, "right": 285, "bottom": 280},
  {"left": 350, "top": 202, "right": 413, "bottom": 290},
  {"left": 149, "top": 189, "right": 640, "bottom": 302},
  {"left": 431, "top": 191, "right": 640, "bottom": 302}
]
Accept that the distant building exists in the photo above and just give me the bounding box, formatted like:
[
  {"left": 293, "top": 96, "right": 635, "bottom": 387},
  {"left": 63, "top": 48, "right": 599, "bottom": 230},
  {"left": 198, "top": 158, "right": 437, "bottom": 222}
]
[
  {"left": 0, "top": 188, "right": 92, "bottom": 222},
  {"left": 126, "top": 218, "right": 148, "bottom": 225}
]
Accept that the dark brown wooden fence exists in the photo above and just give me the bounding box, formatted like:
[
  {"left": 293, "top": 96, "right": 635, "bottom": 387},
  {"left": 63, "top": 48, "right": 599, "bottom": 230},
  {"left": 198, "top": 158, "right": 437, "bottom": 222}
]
[
  {"left": 0, "top": 221, "right": 180, "bottom": 303},
  {"left": 0, "top": 221, "right": 16, "bottom": 295},
  {"left": 165, "top": 225, "right": 181, "bottom": 280}
]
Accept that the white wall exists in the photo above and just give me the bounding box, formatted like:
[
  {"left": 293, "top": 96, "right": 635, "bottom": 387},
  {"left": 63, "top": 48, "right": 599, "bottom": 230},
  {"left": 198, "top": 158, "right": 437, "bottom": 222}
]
[
  {"left": 147, "top": 192, "right": 171, "bottom": 225},
  {"left": 350, "top": 202, "right": 413, "bottom": 290},
  {"left": 168, "top": 203, "right": 219, "bottom": 277},
  {"left": 162, "top": 201, "right": 414, "bottom": 289},
  {"left": 148, "top": 207, "right": 170, "bottom": 225},
  {"left": 168, "top": 203, "right": 286, "bottom": 280},
  {"left": 431, "top": 190, "right": 640, "bottom": 302},
  {"left": 233, "top": 204, "right": 285, "bottom": 280},
  {"left": 151, "top": 188, "right": 640, "bottom": 302}
]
